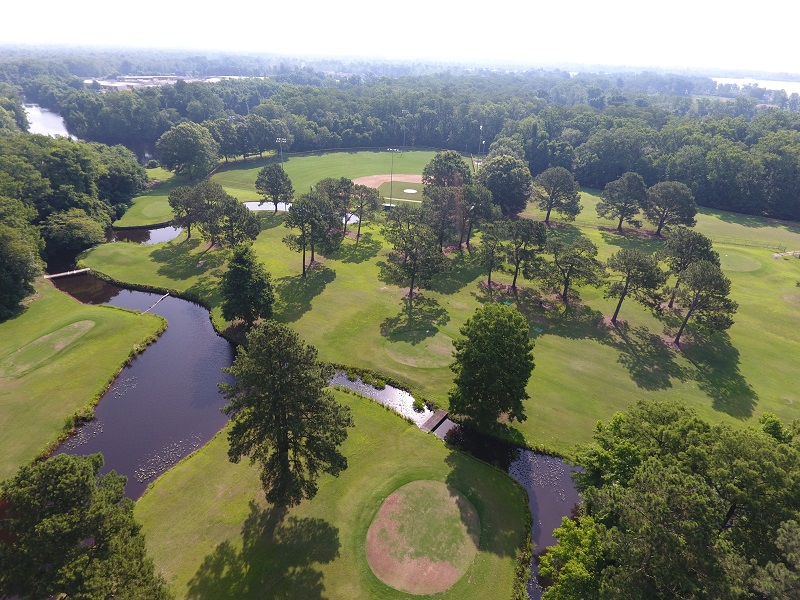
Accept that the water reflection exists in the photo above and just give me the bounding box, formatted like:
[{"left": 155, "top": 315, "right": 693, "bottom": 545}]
[
  {"left": 107, "top": 225, "right": 183, "bottom": 245},
  {"left": 52, "top": 275, "right": 234, "bottom": 498}
]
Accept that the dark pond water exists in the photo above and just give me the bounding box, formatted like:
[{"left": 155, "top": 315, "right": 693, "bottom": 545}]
[
  {"left": 52, "top": 274, "right": 234, "bottom": 498},
  {"left": 107, "top": 225, "right": 183, "bottom": 245}
]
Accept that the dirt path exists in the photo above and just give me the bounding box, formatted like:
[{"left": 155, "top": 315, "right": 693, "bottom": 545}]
[{"left": 353, "top": 174, "right": 423, "bottom": 188}]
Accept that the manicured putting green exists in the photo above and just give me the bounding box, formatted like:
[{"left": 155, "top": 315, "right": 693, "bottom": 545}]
[
  {"left": 719, "top": 252, "right": 762, "bottom": 272},
  {"left": 366, "top": 480, "right": 480, "bottom": 595},
  {"left": 0, "top": 320, "right": 95, "bottom": 377}
]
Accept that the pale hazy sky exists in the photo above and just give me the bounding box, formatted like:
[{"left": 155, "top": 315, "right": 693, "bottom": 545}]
[{"left": 5, "top": 0, "right": 798, "bottom": 74}]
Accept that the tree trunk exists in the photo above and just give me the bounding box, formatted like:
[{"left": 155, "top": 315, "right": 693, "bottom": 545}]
[
  {"left": 612, "top": 279, "right": 629, "bottom": 324},
  {"left": 656, "top": 215, "right": 666, "bottom": 236},
  {"left": 301, "top": 242, "right": 307, "bottom": 278},
  {"left": 466, "top": 220, "right": 474, "bottom": 250},
  {"left": 487, "top": 266, "right": 493, "bottom": 298},
  {"left": 408, "top": 269, "right": 416, "bottom": 310},
  {"left": 512, "top": 261, "right": 520, "bottom": 290},
  {"left": 545, "top": 206, "right": 552, "bottom": 225},
  {"left": 668, "top": 280, "right": 680, "bottom": 309},
  {"left": 674, "top": 303, "right": 695, "bottom": 345},
  {"left": 355, "top": 206, "right": 363, "bottom": 246},
  {"left": 274, "top": 199, "right": 279, "bottom": 214},
  {"left": 617, "top": 215, "right": 624, "bottom": 232}
]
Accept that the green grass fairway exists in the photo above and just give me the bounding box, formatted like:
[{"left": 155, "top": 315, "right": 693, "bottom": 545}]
[
  {"left": 92, "top": 154, "right": 800, "bottom": 458},
  {"left": 210, "top": 151, "right": 438, "bottom": 202},
  {"left": 0, "top": 279, "right": 164, "bottom": 479},
  {"left": 135, "top": 390, "right": 527, "bottom": 599},
  {"left": 115, "top": 168, "right": 186, "bottom": 227},
  {"left": 365, "top": 480, "right": 480, "bottom": 595}
]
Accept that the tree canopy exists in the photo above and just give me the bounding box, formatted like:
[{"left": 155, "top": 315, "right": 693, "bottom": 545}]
[
  {"left": 533, "top": 166, "right": 582, "bottom": 225},
  {"left": 673, "top": 259, "right": 738, "bottom": 345},
  {"left": 255, "top": 163, "right": 294, "bottom": 214},
  {"left": 597, "top": 172, "right": 647, "bottom": 232},
  {"left": 643, "top": 180, "right": 697, "bottom": 235},
  {"left": 0, "top": 453, "right": 171, "bottom": 600},
  {"left": 476, "top": 154, "right": 533, "bottom": 217},
  {"left": 220, "top": 321, "right": 353, "bottom": 506},
  {"left": 155, "top": 121, "right": 219, "bottom": 180},
  {"left": 448, "top": 303, "right": 534, "bottom": 428},
  {"left": 220, "top": 243, "right": 274, "bottom": 326},
  {"left": 605, "top": 248, "right": 666, "bottom": 324},
  {"left": 422, "top": 150, "right": 473, "bottom": 187},
  {"left": 541, "top": 400, "right": 800, "bottom": 600}
]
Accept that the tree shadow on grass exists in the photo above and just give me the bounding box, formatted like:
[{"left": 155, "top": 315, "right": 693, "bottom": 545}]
[
  {"left": 442, "top": 443, "right": 524, "bottom": 559},
  {"left": 331, "top": 232, "right": 382, "bottom": 264},
  {"left": 273, "top": 267, "right": 336, "bottom": 323},
  {"left": 598, "top": 230, "right": 663, "bottom": 253},
  {"left": 151, "top": 238, "right": 226, "bottom": 281},
  {"left": 186, "top": 502, "right": 340, "bottom": 600},
  {"left": 682, "top": 333, "right": 758, "bottom": 418},
  {"left": 608, "top": 324, "right": 688, "bottom": 391},
  {"left": 257, "top": 212, "right": 287, "bottom": 231},
  {"left": 426, "top": 253, "right": 484, "bottom": 295},
  {"left": 380, "top": 295, "right": 450, "bottom": 344}
]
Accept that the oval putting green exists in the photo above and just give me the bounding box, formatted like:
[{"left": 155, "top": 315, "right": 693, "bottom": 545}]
[
  {"left": 365, "top": 480, "right": 480, "bottom": 595},
  {"left": 720, "top": 252, "right": 762, "bottom": 272}
]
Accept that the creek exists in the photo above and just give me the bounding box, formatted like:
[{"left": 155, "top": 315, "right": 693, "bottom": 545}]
[{"left": 52, "top": 271, "right": 579, "bottom": 596}]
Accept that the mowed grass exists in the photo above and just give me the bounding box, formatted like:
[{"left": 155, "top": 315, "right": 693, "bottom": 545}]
[
  {"left": 378, "top": 180, "right": 424, "bottom": 202},
  {"left": 115, "top": 168, "right": 186, "bottom": 227},
  {"left": 86, "top": 154, "right": 800, "bottom": 457},
  {"left": 135, "top": 389, "right": 527, "bottom": 600},
  {"left": 210, "top": 150, "right": 439, "bottom": 202},
  {"left": 0, "top": 278, "right": 164, "bottom": 479}
]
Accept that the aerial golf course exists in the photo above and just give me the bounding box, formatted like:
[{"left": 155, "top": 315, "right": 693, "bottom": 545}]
[{"left": 4, "top": 149, "right": 800, "bottom": 598}]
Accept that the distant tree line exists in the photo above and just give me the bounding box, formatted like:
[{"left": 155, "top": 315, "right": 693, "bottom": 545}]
[{"left": 8, "top": 57, "right": 800, "bottom": 220}]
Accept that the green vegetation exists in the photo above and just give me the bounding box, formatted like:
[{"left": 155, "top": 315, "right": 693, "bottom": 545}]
[
  {"left": 135, "top": 389, "right": 527, "bottom": 599},
  {"left": 114, "top": 168, "right": 182, "bottom": 227},
  {"left": 83, "top": 173, "right": 800, "bottom": 457},
  {"left": 210, "top": 151, "right": 438, "bottom": 202},
  {"left": 0, "top": 278, "right": 164, "bottom": 480}
]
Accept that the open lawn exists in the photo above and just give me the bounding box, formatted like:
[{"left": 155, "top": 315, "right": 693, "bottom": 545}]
[
  {"left": 135, "top": 389, "right": 527, "bottom": 600},
  {"left": 0, "top": 278, "right": 164, "bottom": 479},
  {"left": 210, "top": 150, "right": 439, "bottom": 202},
  {"left": 115, "top": 167, "right": 186, "bottom": 227},
  {"left": 86, "top": 182, "right": 800, "bottom": 456}
]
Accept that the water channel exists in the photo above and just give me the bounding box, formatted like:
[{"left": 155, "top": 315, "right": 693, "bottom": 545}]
[
  {"left": 23, "top": 104, "right": 74, "bottom": 138},
  {"left": 52, "top": 267, "right": 579, "bottom": 595}
]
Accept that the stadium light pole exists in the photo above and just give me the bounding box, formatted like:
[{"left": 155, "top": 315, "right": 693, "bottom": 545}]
[
  {"left": 276, "top": 137, "right": 287, "bottom": 161},
  {"left": 401, "top": 109, "right": 409, "bottom": 152},
  {"left": 388, "top": 148, "right": 399, "bottom": 207}
]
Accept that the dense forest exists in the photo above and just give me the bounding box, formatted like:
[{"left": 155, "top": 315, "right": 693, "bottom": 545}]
[{"left": 4, "top": 51, "right": 800, "bottom": 221}]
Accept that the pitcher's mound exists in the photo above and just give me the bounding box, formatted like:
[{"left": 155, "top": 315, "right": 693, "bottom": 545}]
[{"left": 366, "top": 480, "right": 480, "bottom": 594}]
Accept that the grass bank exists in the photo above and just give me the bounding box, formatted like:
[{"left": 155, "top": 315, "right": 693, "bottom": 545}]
[
  {"left": 0, "top": 278, "right": 164, "bottom": 479},
  {"left": 135, "top": 389, "right": 528, "bottom": 599}
]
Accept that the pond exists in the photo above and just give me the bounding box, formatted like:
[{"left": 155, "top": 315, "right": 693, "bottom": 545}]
[
  {"left": 107, "top": 225, "right": 183, "bottom": 245},
  {"left": 52, "top": 274, "right": 234, "bottom": 498}
]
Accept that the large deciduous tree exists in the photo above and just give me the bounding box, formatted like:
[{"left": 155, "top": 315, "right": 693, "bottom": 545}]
[
  {"left": 0, "top": 198, "right": 43, "bottom": 320},
  {"left": 220, "top": 244, "right": 274, "bottom": 327},
  {"left": 351, "top": 183, "right": 380, "bottom": 245},
  {"left": 448, "top": 303, "right": 534, "bottom": 428},
  {"left": 0, "top": 454, "right": 171, "bottom": 600},
  {"left": 220, "top": 321, "right": 353, "bottom": 507},
  {"left": 672, "top": 260, "right": 738, "bottom": 346},
  {"left": 597, "top": 171, "right": 647, "bottom": 232},
  {"left": 504, "top": 218, "right": 547, "bottom": 291},
  {"left": 605, "top": 248, "right": 666, "bottom": 324},
  {"left": 255, "top": 163, "right": 294, "bottom": 214},
  {"left": 476, "top": 154, "right": 533, "bottom": 217},
  {"left": 422, "top": 150, "right": 473, "bottom": 187},
  {"left": 661, "top": 226, "right": 720, "bottom": 308},
  {"left": 643, "top": 180, "right": 697, "bottom": 235},
  {"left": 537, "top": 235, "right": 605, "bottom": 306},
  {"left": 381, "top": 204, "right": 449, "bottom": 309},
  {"left": 168, "top": 185, "right": 203, "bottom": 239},
  {"left": 542, "top": 400, "right": 800, "bottom": 600},
  {"left": 155, "top": 121, "right": 219, "bottom": 180},
  {"left": 532, "top": 167, "right": 582, "bottom": 225}
]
